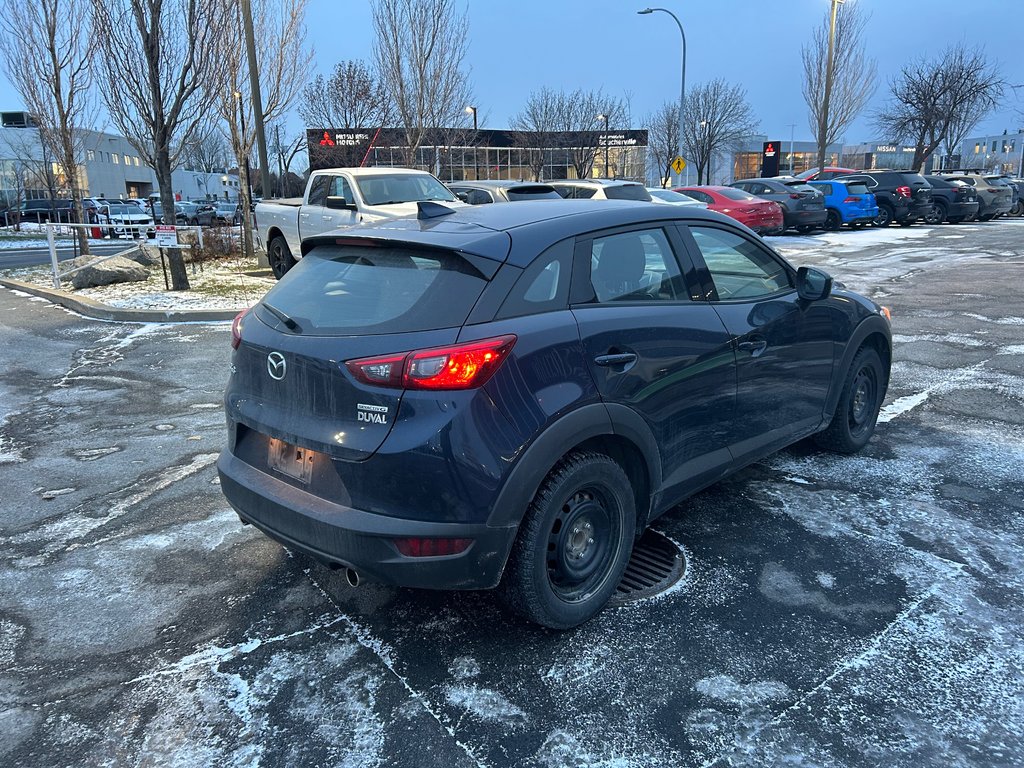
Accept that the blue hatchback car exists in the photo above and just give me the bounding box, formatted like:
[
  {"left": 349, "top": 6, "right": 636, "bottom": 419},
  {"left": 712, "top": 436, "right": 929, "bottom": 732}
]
[
  {"left": 218, "top": 200, "right": 892, "bottom": 628},
  {"left": 809, "top": 178, "right": 879, "bottom": 230}
]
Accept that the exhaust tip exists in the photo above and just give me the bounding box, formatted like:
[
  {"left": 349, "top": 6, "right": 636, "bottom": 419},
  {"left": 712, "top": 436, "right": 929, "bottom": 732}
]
[{"left": 345, "top": 567, "right": 360, "bottom": 588}]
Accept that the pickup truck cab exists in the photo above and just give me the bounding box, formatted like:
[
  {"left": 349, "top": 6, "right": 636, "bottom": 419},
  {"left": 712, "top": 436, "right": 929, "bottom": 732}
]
[{"left": 256, "top": 167, "right": 462, "bottom": 278}]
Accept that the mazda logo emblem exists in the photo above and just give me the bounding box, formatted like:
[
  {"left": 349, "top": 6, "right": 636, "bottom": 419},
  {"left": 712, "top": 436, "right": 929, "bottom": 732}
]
[{"left": 267, "top": 352, "right": 286, "bottom": 380}]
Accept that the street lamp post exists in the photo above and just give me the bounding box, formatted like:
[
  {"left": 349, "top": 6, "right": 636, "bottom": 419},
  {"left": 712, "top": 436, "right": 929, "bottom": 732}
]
[
  {"left": 465, "top": 106, "right": 478, "bottom": 180},
  {"left": 597, "top": 113, "right": 609, "bottom": 177},
  {"left": 639, "top": 7, "right": 686, "bottom": 188}
]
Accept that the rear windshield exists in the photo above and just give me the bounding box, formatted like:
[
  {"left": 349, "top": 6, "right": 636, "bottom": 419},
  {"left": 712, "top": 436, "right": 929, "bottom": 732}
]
[
  {"left": 604, "top": 185, "right": 652, "bottom": 201},
  {"left": 845, "top": 183, "right": 870, "bottom": 195},
  {"left": 719, "top": 188, "right": 757, "bottom": 201},
  {"left": 505, "top": 186, "right": 562, "bottom": 201},
  {"left": 258, "top": 245, "right": 487, "bottom": 335},
  {"left": 893, "top": 173, "right": 927, "bottom": 186},
  {"left": 785, "top": 182, "right": 820, "bottom": 194},
  {"left": 355, "top": 174, "right": 457, "bottom": 206}
]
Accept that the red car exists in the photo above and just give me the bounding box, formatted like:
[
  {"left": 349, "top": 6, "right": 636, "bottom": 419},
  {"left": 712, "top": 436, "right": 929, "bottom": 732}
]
[
  {"left": 796, "top": 167, "right": 858, "bottom": 181},
  {"left": 674, "top": 186, "right": 784, "bottom": 235}
]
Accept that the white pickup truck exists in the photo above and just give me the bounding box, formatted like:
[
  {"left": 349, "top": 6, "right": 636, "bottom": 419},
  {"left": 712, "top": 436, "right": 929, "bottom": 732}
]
[{"left": 255, "top": 167, "right": 463, "bottom": 278}]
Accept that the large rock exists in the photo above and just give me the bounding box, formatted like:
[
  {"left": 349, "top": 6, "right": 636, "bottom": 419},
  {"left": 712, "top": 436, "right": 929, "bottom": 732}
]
[
  {"left": 124, "top": 245, "right": 161, "bottom": 267},
  {"left": 70, "top": 255, "right": 150, "bottom": 289}
]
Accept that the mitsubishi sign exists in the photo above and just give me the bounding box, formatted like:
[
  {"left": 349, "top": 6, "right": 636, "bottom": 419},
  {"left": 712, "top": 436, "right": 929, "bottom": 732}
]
[{"left": 761, "top": 141, "right": 781, "bottom": 178}]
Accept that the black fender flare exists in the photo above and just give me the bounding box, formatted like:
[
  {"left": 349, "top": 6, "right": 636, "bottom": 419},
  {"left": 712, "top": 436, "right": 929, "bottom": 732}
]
[
  {"left": 824, "top": 314, "right": 892, "bottom": 418},
  {"left": 486, "top": 402, "right": 662, "bottom": 528}
]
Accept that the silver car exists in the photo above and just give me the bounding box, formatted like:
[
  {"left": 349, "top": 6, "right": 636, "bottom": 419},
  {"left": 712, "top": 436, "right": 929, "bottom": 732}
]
[{"left": 447, "top": 180, "right": 562, "bottom": 204}]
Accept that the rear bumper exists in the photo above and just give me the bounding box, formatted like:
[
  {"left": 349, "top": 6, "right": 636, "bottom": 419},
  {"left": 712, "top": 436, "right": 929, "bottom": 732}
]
[
  {"left": 902, "top": 201, "right": 933, "bottom": 221},
  {"left": 217, "top": 451, "right": 518, "bottom": 590},
  {"left": 948, "top": 201, "right": 979, "bottom": 219},
  {"left": 783, "top": 209, "right": 827, "bottom": 228}
]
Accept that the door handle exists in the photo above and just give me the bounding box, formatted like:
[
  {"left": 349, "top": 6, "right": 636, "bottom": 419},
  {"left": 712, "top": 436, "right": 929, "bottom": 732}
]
[
  {"left": 594, "top": 352, "right": 638, "bottom": 367},
  {"left": 737, "top": 339, "right": 768, "bottom": 356}
]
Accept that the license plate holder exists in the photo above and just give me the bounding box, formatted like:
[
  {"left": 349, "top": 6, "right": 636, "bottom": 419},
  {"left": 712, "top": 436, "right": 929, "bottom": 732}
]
[{"left": 268, "top": 437, "right": 315, "bottom": 484}]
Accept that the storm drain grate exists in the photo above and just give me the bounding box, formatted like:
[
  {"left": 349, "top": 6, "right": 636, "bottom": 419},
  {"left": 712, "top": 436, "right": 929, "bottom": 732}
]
[{"left": 609, "top": 529, "right": 685, "bottom": 605}]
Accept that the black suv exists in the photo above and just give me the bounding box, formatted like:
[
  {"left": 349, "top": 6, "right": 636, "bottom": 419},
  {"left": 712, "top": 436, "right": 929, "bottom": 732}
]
[
  {"left": 922, "top": 175, "right": 980, "bottom": 224},
  {"left": 841, "top": 170, "right": 933, "bottom": 226},
  {"left": 218, "top": 200, "right": 892, "bottom": 628}
]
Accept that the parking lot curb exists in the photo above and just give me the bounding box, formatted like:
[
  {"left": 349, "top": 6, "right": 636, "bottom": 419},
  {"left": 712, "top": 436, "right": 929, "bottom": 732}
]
[{"left": 0, "top": 278, "right": 241, "bottom": 323}]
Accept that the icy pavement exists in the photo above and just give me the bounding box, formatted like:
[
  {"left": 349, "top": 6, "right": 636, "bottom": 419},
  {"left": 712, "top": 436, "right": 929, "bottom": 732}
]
[{"left": 1, "top": 219, "right": 1023, "bottom": 767}]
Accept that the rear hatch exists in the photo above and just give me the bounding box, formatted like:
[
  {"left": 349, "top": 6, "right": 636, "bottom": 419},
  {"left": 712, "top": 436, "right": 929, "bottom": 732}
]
[
  {"left": 785, "top": 182, "right": 825, "bottom": 210},
  {"left": 229, "top": 243, "right": 493, "bottom": 464},
  {"left": 842, "top": 182, "right": 876, "bottom": 212},
  {"left": 898, "top": 173, "right": 933, "bottom": 206}
]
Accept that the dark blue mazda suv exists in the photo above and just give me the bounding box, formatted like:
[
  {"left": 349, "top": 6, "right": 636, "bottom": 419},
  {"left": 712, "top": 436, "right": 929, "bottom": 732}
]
[{"left": 218, "top": 200, "right": 891, "bottom": 628}]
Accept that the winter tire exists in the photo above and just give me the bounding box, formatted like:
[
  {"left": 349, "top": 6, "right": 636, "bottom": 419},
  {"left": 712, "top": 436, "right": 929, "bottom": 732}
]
[
  {"left": 874, "top": 204, "right": 893, "bottom": 227},
  {"left": 824, "top": 209, "right": 841, "bottom": 231},
  {"left": 923, "top": 201, "right": 946, "bottom": 225},
  {"left": 814, "top": 347, "right": 886, "bottom": 454},
  {"left": 499, "top": 451, "right": 636, "bottom": 629},
  {"left": 268, "top": 235, "right": 296, "bottom": 279}
]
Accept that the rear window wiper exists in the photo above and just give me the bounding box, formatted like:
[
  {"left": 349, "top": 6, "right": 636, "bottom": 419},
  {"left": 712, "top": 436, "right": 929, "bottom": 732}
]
[{"left": 261, "top": 301, "right": 302, "bottom": 333}]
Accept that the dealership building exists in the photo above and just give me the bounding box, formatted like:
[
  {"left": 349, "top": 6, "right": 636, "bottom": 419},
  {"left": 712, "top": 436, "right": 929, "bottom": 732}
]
[
  {"left": 0, "top": 111, "right": 241, "bottom": 206},
  {"left": 307, "top": 127, "right": 649, "bottom": 183}
]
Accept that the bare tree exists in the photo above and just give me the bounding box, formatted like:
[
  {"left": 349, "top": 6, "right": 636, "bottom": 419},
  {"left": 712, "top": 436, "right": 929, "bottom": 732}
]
[
  {"left": 92, "top": 0, "right": 229, "bottom": 290},
  {"left": 644, "top": 101, "right": 680, "bottom": 187},
  {"left": 0, "top": 0, "right": 96, "bottom": 253},
  {"left": 211, "top": 0, "right": 310, "bottom": 259},
  {"left": 300, "top": 59, "right": 391, "bottom": 169},
  {"left": 803, "top": 0, "right": 876, "bottom": 174},
  {"left": 511, "top": 87, "right": 561, "bottom": 181},
  {"left": 875, "top": 44, "right": 1003, "bottom": 172},
  {"left": 373, "top": 0, "right": 472, "bottom": 167},
  {"left": 269, "top": 121, "right": 307, "bottom": 196},
  {"left": 180, "top": 128, "right": 231, "bottom": 173},
  {"left": 682, "top": 79, "right": 758, "bottom": 185},
  {"left": 553, "top": 89, "right": 615, "bottom": 180}
]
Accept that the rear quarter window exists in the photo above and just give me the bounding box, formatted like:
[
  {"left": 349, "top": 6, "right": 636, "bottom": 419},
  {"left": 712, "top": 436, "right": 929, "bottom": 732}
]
[
  {"left": 604, "top": 185, "right": 651, "bottom": 201},
  {"left": 260, "top": 245, "right": 488, "bottom": 335}
]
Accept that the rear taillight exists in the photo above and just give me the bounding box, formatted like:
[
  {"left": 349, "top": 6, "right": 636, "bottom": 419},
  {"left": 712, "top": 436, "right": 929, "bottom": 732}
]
[
  {"left": 789, "top": 193, "right": 801, "bottom": 199},
  {"left": 896, "top": 185, "right": 912, "bottom": 198},
  {"left": 843, "top": 196, "right": 859, "bottom": 204},
  {"left": 345, "top": 335, "right": 517, "bottom": 391},
  {"left": 231, "top": 309, "right": 247, "bottom": 350},
  {"left": 394, "top": 537, "right": 472, "bottom": 557}
]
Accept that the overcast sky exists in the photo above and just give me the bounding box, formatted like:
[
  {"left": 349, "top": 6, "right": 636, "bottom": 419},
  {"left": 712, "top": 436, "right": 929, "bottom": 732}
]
[{"left": 2, "top": 0, "right": 1022, "bottom": 144}]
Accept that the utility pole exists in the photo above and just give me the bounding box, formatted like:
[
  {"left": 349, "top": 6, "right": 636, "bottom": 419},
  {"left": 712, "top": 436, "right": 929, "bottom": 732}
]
[
  {"left": 240, "top": 0, "right": 271, "bottom": 200},
  {"left": 816, "top": 0, "right": 842, "bottom": 174},
  {"left": 787, "top": 123, "right": 797, "bottom": 174}
]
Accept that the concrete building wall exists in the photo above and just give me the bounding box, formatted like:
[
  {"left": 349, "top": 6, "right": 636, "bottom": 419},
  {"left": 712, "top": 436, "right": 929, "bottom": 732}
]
[
  {"left": 1, "top": 116, "right": 240, "bottom": 206},
  {"left": 959, "top": 131, "right": 1024, "bottom": 176}
]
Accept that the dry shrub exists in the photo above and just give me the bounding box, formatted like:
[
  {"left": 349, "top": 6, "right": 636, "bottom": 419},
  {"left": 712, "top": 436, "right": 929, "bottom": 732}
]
[{"left": 185, "top": 227, "right": 241, "bottom": 271}]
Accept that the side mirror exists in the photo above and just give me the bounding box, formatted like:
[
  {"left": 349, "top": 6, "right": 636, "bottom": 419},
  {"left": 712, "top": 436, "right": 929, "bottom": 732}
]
[
  {"left": 454, "top": 191, "right": 471, "bottom": 203},
  {"left": 796, "top": 266, "right": 833, "bottom": 301},
  {"left": 325, "top": 195, "right": 356, "bottom": 211}
]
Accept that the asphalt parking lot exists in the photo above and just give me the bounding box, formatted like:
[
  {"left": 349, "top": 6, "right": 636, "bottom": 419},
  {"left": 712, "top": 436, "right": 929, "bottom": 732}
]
[{"left": 1, "top": 219, "right": 1022, "bottom": 767}]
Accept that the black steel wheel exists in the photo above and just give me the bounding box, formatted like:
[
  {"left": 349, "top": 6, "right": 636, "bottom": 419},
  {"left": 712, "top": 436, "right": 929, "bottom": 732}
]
[
  {"left": 874, "top": 204, "right": 893, "bottom": 227},
  {"left": 268, "top": 235, "right": 296, "bottom": 279},
  {"left": 814, "top": 347, "right": 886, "bottom": 454},
  {"left": 500, "top": 451, "right": 636, "bottom": 629}
]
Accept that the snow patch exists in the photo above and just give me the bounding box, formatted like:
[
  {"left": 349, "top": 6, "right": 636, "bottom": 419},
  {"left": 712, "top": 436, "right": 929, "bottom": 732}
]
[
  {"left": 448, "top": 656, "right": 481, "bottom": 680},
  {"left": 445, "top": 683, "right": 527, "bottom": 725},
  {"left": 878, "top": 391, "right": 930, "bottom": 423},
  {"left": 694, "top": 674, "right": 793, "bottom": 706}
]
